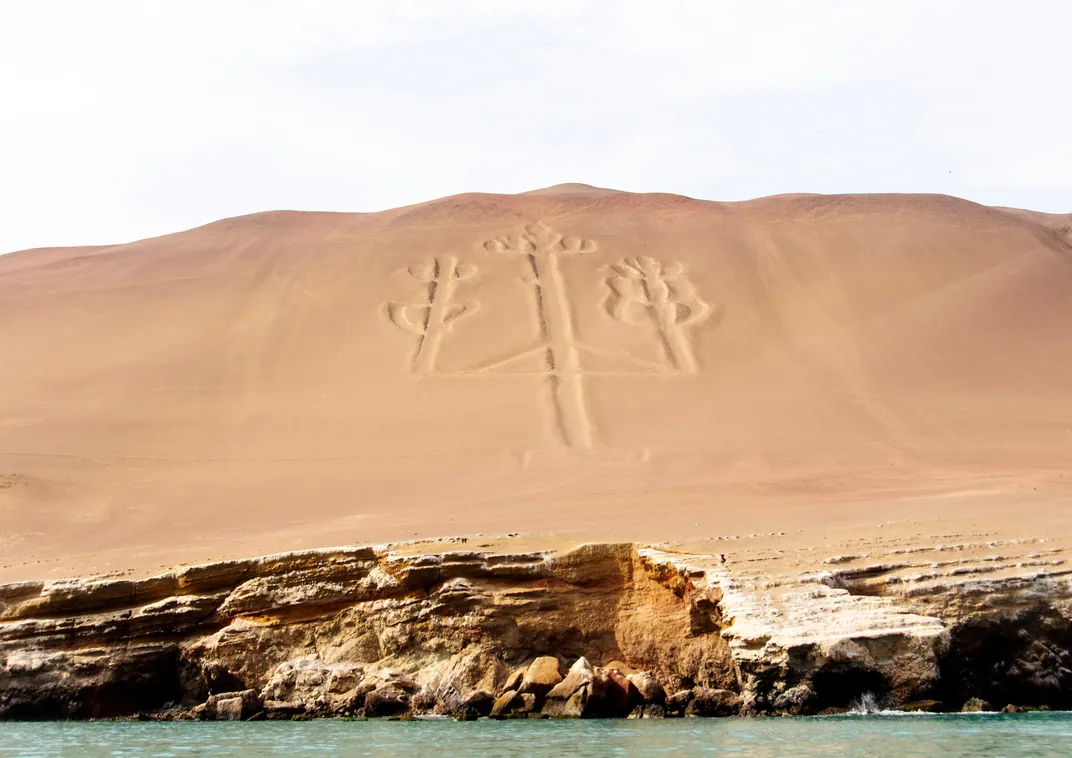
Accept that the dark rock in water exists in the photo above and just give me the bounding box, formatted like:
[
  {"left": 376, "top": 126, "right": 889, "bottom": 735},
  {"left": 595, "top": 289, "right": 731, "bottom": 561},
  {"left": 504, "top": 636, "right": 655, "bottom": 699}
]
[
  {"left": 410, "top": 689, "right": 436, "bottom": 713},
  {"left": 214, "top": 697, "right": 243, "bottom": 721},
  {"left": 627, "top": 704, "right": 666, "bottom": 719},
  {"left": 490, "top": 691, "right": 536, "bottom": 718},
  {"left": 817, "top": 706, "right": 848, "bottom": 715},
  {"left": 543, "top": 663, "right": 632, "bottom": 719},
  {"left": 627, "top": 672, "right": 667, "bottom": 706},
  {"left": 454, "top": 690, "right": 494, "bottom": 720},
  {"left": 490, "top": 690, "right": 521, "bottom": 718},
  {"left": 665, "top": 689, "right": 694, "bottom": 716},
  {"left": 364, "top": 687, "right": 411, "bottom": 718},
  {"left": 1001, "top": 704, "right": 1025, "bottom": 714},
  {"left": 542, "top": 687, "right": 580, "bottom": 719},
  {"left": 607, "top": 670, "right": 645, "bottom": 717},
  {"left": 192, "top": 689, "right": 262, "bottom": 721},
  {"left": 961, "top": 697, "right": 992, "bottom": 712},
  {"left": 512, "top": 693, "right": 538, "bottom": 716},
  {"left": 685, "top": 688, "right": 741, "bottom": 717},
  {"left": 773, "top": 685, "right": 816, "bottom": 715},
  {"left": 900, "top": 700, "right": 946, "bottom": 713},
  {"left": 558, "top": 686, "right": 588, "bottom": 718},
  {"left": 584, "top": 669, "right": 612, "bottom": 717},
  {"left": 263, "top": 700, "right": 306, "bottom": 720},
  {"left": 738, "top": 692, "right": 769, "bottom": 717}
]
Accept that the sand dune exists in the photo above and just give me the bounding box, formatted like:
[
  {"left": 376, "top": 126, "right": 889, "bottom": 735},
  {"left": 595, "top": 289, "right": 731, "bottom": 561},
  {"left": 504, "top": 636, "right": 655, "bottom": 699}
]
[{"left": 1, "top": 185, "right": 1070, "bottom": 580}]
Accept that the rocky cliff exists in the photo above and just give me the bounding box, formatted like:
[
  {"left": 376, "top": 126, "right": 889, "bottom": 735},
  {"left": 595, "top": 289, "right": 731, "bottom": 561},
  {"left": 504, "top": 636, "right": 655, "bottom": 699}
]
[{"left": 2, "top": 540, "right": 1070, "bottom": 719}]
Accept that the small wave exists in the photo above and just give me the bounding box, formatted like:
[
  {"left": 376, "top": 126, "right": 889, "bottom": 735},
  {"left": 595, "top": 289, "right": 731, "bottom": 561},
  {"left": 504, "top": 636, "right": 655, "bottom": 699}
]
[{"left": 848, "top": 692, "right": 883, "bottom": 714}]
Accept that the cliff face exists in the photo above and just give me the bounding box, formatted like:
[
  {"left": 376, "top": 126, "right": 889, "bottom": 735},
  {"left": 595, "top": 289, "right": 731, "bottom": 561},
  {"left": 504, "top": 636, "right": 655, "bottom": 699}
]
[{"left": 2, "top": 540, "right": 1070, "bottom": 719}]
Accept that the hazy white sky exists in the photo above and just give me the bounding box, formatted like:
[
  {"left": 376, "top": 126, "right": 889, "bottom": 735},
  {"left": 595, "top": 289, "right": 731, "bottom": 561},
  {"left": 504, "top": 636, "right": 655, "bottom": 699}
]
[{"left": 1, "top": 0, "right": 1070, "bottom": 253}]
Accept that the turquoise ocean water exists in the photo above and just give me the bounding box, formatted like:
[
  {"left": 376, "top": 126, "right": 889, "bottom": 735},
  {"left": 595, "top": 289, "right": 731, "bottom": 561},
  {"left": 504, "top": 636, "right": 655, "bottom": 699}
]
[{"left": 1, "top": 713, "right": 1070, "bottom": 757}]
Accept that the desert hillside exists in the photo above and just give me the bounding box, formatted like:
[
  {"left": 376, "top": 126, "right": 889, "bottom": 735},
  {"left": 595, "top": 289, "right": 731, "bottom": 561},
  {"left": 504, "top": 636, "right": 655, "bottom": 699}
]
[{"left": 1, "top": 185, "right": 1070, "bottom": 579}]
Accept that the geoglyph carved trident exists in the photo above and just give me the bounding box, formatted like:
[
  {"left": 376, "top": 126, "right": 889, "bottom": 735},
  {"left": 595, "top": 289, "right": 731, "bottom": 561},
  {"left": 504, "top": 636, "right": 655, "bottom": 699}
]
[{"left": 383, "top": 224, "right": 718, "bottom": 450}]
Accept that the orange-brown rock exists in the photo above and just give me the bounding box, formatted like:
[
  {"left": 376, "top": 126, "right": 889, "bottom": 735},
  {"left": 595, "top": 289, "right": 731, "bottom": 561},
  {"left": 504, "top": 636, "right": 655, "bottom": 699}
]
[
  {"left": 518, "top": 657, "right": 563, "bottom": 701},
  {"left": 607, "top": 670, "right": 645, "bottom": 717},
  {"left": 545, "top": 657, "right": 594, "bottom": 702}
]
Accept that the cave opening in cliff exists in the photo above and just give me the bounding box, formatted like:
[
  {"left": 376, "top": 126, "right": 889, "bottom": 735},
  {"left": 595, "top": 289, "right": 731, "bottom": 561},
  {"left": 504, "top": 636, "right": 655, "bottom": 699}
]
[
  {"left": 810, "top": 666, "right": 891, "bottom": 710},
  {"left": 936, "top": 606, "right": 1072, "bottom": 710}
]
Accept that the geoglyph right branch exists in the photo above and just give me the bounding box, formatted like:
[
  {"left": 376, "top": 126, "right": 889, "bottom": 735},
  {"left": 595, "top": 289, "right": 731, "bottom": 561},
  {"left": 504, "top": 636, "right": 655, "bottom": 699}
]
[{"left": 604, "top": 256, "right": 712, "bottom": 373}]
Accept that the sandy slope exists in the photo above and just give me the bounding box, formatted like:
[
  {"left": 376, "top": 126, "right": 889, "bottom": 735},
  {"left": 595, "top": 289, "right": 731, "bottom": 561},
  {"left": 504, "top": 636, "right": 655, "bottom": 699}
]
[{"left": 1, "top": 186, "right": 1070, "bottom": 580}]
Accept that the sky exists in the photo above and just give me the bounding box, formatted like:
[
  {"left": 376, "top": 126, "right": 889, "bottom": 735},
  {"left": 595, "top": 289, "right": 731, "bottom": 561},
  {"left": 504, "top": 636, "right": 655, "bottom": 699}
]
[{"left": 1, "top": 0, "right": 1070, "bottom": 254}]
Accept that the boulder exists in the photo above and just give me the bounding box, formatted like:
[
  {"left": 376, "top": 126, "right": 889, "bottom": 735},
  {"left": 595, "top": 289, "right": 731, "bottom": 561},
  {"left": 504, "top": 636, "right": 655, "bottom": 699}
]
[
  {"left": 901, "top": 700, "right": 946, "bottom": 713},
  {"left": 665, "top": 689, "right": 694, "bottom": 716},
  {"left": 546, "top": 657, "right": 594, "bottom": 701},
  {"left": 1001, "top": 704, "right": 1025, "bottom": 714},
  {"left": 410, "top": 688, "right": 437, "bottom": 713},
  {"left": 773, "top": 685, "right": 816, "bottom": 715},
  {"left": 607, "top": 669, "right": 644, "bottom": 716},
  {"left": 627, "top": 672, "right": 666, "bottom": 706},
  {"left": 214, "top": 697, "right": 243, "bottom": 721},
  {"left": 501, "top": 667, "right": 526, "bottom": 695},
  {"left": 512, "top": 693, "right": 538, "bottom": 717},
  {"left": 685, "top": 688, "right": 741, "bottom": 717},
  {"left": 491, "top": 690, "right": 521, "bottom": 718},
  {"left": 490, "top": 690, "right": 537, "bottom": 718},
  {"left": 193, "top": 689, "right": 262, "bottom": 720},
  {"left": 961, "top": 697, "right": 993, "bottom": 712},
  {"left": 375, "top": 670, "right": 419, "bottom": 694},
  {"left": 337, "top": 679, "right": 376, "bottom": 715},
  {"left": 738, "top": 692, "right": 767, "bottom": 717},
  {"left": 583, "top": 669, "right": 612, "bottom": 717},
  {"left": 604, "top": 660, "right": 637, "bottom": 675},
  {"left": 364, "top": 687, "right": 411, "bottom": 718},
  {"left": 544, "top": 684, "right": 588, "bottom": 718},
  {"left": 544, "top": 667, "right": 616, "bottom": 718},
  {"left": 519, "top": 657, "right": 563, "bottom": 701},
  {"left": 560, "top": 686, "right": 588, "bottom": 718}
]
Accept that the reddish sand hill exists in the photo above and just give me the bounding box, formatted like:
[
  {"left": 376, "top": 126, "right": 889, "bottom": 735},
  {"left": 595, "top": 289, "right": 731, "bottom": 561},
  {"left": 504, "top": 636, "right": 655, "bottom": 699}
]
[{"left": 1, "top": 186, "right": 1070, "bottom": 579}]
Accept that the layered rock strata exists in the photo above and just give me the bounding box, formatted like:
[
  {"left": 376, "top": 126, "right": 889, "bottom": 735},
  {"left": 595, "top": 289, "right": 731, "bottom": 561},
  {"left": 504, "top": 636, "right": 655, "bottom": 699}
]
[{"left": 1, "top": 541, "right": 1070, "bottom": 719}]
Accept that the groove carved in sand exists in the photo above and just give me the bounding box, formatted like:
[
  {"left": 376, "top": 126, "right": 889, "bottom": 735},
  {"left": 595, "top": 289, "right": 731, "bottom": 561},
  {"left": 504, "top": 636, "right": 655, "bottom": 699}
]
[{"left": 386, "top": 256, "right": 479, "bottom": 373}]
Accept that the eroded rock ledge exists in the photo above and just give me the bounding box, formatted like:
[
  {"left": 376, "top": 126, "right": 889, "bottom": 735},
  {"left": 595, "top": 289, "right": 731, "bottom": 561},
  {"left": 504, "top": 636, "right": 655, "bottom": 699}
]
[{"left": 1, "top": 542, "right": 1070, "bottom": 719}]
